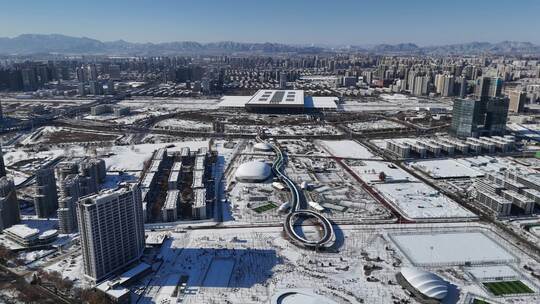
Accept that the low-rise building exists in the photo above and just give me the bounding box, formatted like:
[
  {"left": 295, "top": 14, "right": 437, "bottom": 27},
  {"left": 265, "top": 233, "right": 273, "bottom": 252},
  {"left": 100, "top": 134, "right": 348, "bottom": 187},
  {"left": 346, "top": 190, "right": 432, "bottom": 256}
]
[{"left": 4, "top": 224, "right": 58, "bottom": 248}]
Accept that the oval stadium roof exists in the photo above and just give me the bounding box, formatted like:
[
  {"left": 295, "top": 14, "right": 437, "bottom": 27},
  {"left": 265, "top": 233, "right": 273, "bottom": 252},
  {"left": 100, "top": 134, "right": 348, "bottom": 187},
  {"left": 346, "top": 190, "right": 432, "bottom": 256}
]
[
  {"left": 235, "top": 160, "right": 272, "bottom": 182},
  {"left": 401, "top": 267, "right": 448, "bottom": 300}
]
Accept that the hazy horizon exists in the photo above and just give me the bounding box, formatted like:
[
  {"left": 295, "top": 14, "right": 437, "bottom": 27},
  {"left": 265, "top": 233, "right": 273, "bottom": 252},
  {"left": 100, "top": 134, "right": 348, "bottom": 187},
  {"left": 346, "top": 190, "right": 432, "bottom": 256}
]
[
  {"left": 1, "top": 0, "right": 539, "bottom": 45},
  {"left": 2, "top": 32, "right": 539, "bottom": 48}
]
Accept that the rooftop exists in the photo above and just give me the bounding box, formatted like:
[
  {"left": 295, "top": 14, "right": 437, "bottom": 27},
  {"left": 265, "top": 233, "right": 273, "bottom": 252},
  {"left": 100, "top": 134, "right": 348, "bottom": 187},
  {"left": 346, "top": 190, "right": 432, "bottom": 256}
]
[
  {"left": 4, "top": 224, "right": 39, "bottom": 239},
  {"left": 235, "top": 160, "right": 272, "bottom": 182},
  {"left": 373, "top": 182, "right": 476, "bottom": 219},
  {"left": 193, "top": 188, "right": 206, "bottom": 207},
  {"left": 390, "top": 231, "right": 516, "bottom": 266},
  {"left": 400, "top": 267, "right": 448, "bottom": 300},
  {"left": 218, "top": 89, "right": 338, "bottom": 110},
  {"left": 164, "top": 190, "right": 180, "bottom": 209},
  {"left": 247, "top": 90, "right": 304, "bottom": 107}
]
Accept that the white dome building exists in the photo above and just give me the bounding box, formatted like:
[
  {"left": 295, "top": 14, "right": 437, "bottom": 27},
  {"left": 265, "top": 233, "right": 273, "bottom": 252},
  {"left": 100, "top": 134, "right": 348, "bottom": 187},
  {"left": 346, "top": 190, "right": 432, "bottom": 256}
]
[
  {"left": 400, "top": 267, "right": 448, "bottom": 300},
  {"left": 253, "top": 142, "right": 273, "bottom": 152},
  {"left": 235, "top": 160, "right": 272, "bottom": 182}
]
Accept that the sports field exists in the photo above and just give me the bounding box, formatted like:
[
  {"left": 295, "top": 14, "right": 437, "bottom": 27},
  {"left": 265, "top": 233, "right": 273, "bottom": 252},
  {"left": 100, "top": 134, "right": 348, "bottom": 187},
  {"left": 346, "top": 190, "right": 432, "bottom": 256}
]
[
  {"left": 253, "top": 202, "right": 277, "bottom": 213},
  {"left": 483, "top": 280, "right": 534, "bottom": 296}
]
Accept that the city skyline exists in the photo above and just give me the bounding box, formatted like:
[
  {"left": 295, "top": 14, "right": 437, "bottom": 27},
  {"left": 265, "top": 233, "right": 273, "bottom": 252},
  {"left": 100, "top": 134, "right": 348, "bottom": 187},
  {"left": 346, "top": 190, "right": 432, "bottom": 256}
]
[
  {"left": 1, "top": 1, "right": 540, "bottom": 303},
  {"left": 1, "top": 0, "right": 539, "bottom": 45}
]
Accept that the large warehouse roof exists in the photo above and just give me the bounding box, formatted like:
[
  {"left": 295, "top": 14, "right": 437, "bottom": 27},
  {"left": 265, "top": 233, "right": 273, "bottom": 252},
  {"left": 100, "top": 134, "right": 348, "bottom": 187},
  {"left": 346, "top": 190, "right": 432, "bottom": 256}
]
[
  {"left": 247, "top": 90, "right": 304, "bottom": 107},
  {"left": 218, "top": 89, "right": 338, "bottom": 111},
  {"left": 235, "top": 160, "right": 272, "bottom": 182},
  {"left": 400, "top": 267, "right": 448, "bottom": 300}
]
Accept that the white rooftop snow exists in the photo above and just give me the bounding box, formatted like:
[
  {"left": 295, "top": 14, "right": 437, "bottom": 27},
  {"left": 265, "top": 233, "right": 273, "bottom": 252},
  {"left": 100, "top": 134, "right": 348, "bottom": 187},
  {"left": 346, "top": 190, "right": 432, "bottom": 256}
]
[
  {"left": 247, "top": 90, "right": 304, "bottom": 107},
  {"left": 217, "top": 95, "right": 251, "bottom": 108},
  {"left": 466, "top": 265, "right": 519, "bottom": 281},
  {"left": 4, "top": 224, "right": 39, "bottom": 239},
  {"left": 390, "top": 231, "right": 517, "bottom": 266},
  {"left": 373, "top": 182, "right": 476, "bottom": 220},
  {"left": 318, "top": 140, "right": 379, "bottom": 159},
  {"left": 351, "top": 161, "right": 417, "bottom": 184},
  {"left": 235, "top": 160, "right": 272, "bottom": 182},
  {"left": 408, "top": 159, "right": 485, "bottom": 179},
  {"left": 400, "top": 267, "right": 448, "bottom": 300}
]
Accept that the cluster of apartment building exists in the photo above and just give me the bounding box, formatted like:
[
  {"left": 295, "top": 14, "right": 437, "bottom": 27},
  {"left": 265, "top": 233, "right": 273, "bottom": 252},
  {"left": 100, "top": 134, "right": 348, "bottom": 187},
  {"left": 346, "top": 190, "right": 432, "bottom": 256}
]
[
  {"left": 141, "top": 147, "right": 171, "bottom": 220},
  {"left": 475, "top": 171, "right": 540, "bottom": 216},
  {"left": 141, "top": 146, "right": 212, "bottom": 223},
  {"left": 0, "top": 156, "right": 106, "bottom": 247},
  {"left": 385, "top": 136, "right": 516, "bottom": 159},
  {"left": 191, "top": 148, "right": 210, "bottom": 220},
  {"left": 55, "top": 158, "right": 107, "bottom": 234}
]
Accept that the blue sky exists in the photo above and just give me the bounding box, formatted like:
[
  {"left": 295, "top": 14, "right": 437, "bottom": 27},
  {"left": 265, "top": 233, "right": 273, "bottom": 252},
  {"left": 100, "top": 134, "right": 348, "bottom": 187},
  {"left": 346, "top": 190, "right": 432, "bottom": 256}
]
[{"left": 0, "top": 0, "right": 538, "bottom": 45}]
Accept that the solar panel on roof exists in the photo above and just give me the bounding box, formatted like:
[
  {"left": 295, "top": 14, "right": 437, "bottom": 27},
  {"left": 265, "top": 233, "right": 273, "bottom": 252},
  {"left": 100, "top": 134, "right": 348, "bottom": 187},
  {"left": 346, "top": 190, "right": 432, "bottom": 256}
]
[{"left": 270, "top": 91, "right": 285, "bottom": 103}]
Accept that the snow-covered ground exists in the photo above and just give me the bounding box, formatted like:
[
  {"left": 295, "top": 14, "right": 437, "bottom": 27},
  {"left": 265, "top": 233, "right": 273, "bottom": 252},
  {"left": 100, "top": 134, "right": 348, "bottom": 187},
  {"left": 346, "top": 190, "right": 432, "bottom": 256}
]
[
  {"left": 347, "top": 120, "right": 406, "bottom": 132},
  {"left": 373, "top": 182, "right": 477, "bottom": 220},
  {"left": 3, "top": 140, "right": 209, "bottom": 178},
  {"left": 18, "top": 126, "right": 119, "bottom": 146},
  {"left": 389, "top": 231, "right": 516, "bottom": 266},
  {"left": 225, "top": 124, "right": 342, "bottom": 136},
  {"left": 342, "top": 97, "right": 451, "bottom": 112},
  {"left": 96, "top": 141, "right": 207, "bottom": 173},
  {"left": 153, "top": 118, "right": 212, "bottom": 131},
  {"left": 19, "top": 126, "right": 63, "bottom": 145},
  {"left": 118, "top": 97, "right": 220, "bottom": 111},
  {"left": 349, "top": 160, "right": 418, "bottom": 184},
  {"left": 224, "top": 149, "right": 390, "bottom": 225},
  {"left": 131, "top": 224, "right": 540, "bottom": 304},
  {"left": 317, "top": 140, "right": 380, "bottom": 159},
  {"left": 408, "top": 158, "right": 485, "bottom": 179},
  {"left": 84, "top": 110, "right": 164, "bottom": 125}
]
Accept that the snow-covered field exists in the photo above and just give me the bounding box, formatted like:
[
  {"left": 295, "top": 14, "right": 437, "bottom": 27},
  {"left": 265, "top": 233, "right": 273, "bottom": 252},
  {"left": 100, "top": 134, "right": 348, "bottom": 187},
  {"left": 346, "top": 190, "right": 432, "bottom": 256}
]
[
  {"left": 3, "top": 140, "right": 209, "bottom": 177},
  {"left": 342, "top": 96, "right": 451, "bottom": 113},
  {"left": 225, "top": 124, "right": 342, "bottom": 136},
  {"left": 373, "top": 182, "right": 477, "bottom": 220},
  {"left": 84, "top": 110, "right": 164, "bottom": 125},
  {"left": 317, "top": 140, "right": 380, "bottom": 159},
  {"left": 349, "top": 160, "right": 418, "bottom": 184},
  {"left": 347, "top": 120, "right": 406, "bottom": 132},
  {"left": 408, "top": 158, "right": 485, "bottom": 179},
  {"left": 118, "top": 97, "right": 220, "bottom": 111},
  {"left": 153, "top": 118, "right": 212, "bottom": 131},
  {"left": 132, "top": 224, "right": 540, "bottom": 304},
  {"left": 104, "top": 141, "right": 208, "bottom": 172},
  {"left": 390, "top": 231, "right": 516, "bottom": 266}
]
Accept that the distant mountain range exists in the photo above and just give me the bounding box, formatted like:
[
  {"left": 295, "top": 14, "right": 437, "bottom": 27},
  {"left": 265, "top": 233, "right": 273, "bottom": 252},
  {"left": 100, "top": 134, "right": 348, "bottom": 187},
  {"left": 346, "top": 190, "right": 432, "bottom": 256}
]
[
  {"left": 0, "top": 34, "right": 539, "bottom": 55},
  {"left": 345, "top": 41, "right": 540, "bottom": 55},
  {"left": 0, "top": 34, "right": 324, "bottom": 55}
]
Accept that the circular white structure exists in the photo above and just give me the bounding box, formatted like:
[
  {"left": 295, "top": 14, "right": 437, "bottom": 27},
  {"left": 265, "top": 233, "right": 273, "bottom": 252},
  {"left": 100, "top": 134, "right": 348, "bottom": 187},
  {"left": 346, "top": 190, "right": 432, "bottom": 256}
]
[
  {"left": 271, "top": 289, "right": 338, "bottom": 304},
  {"left": 235, "top": 160, "right": 272, "bottom": 182},
  {"left": 253, "top": 142, "right": 273, "bottom": 152},
  {"left": 400, "top": 267, "right": 448, "bottom": 300}
]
